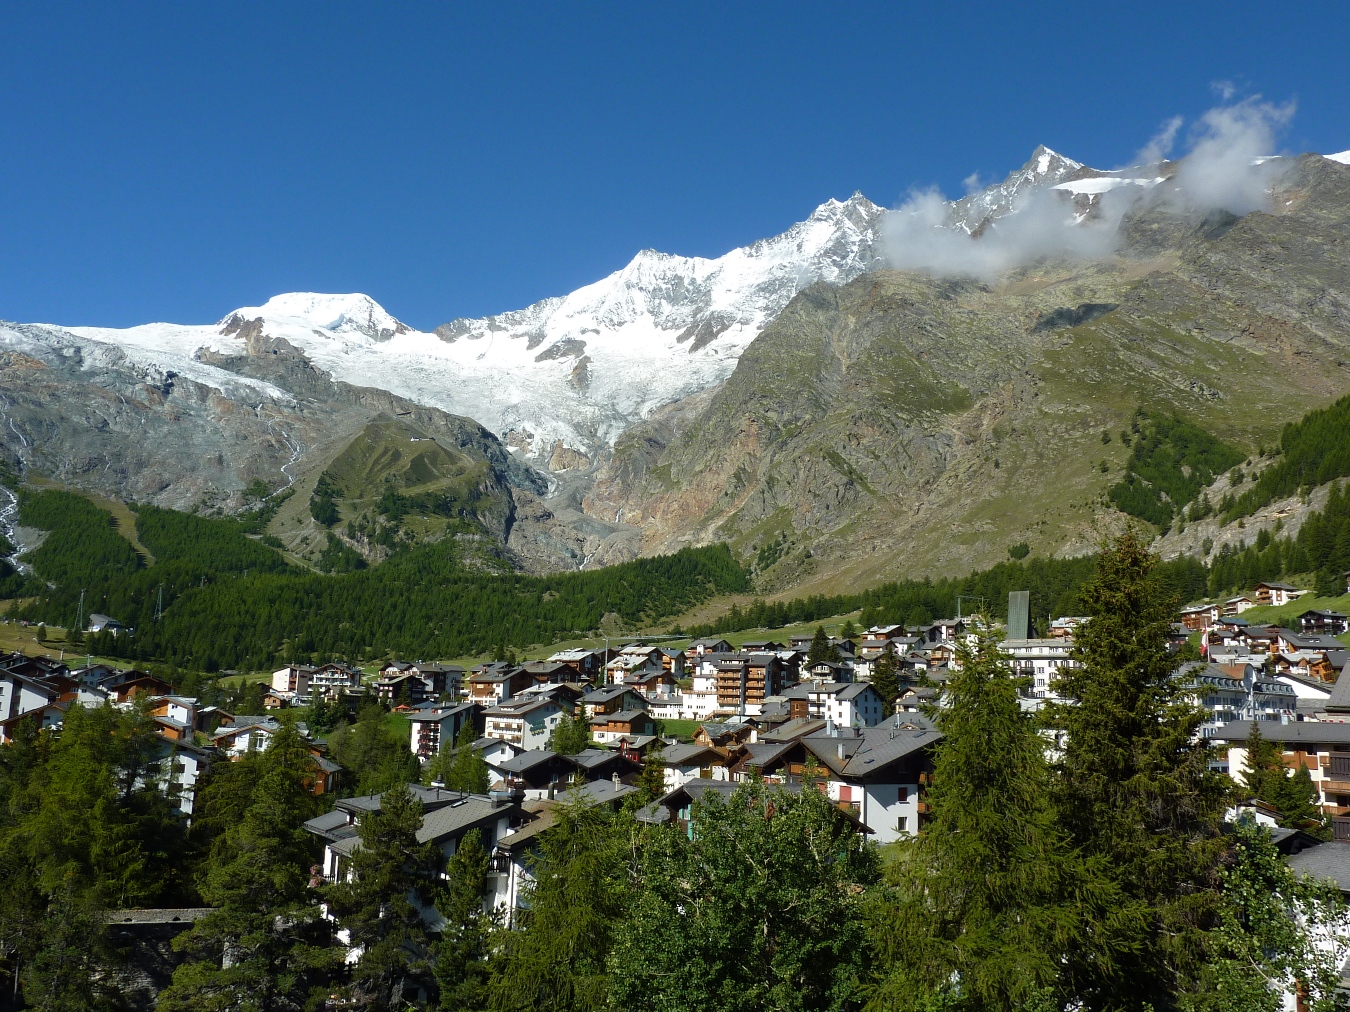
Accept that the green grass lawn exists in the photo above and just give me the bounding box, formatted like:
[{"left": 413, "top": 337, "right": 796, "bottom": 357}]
[
  {"left": 1236, "top": 591, "right": 1350, "bottom": 631},
  {"left": 658, "top": 718, "right": 703, "bottom": 743},
  {"left": 1238, "top": 591, "right": 1350, "bottom": 644}
]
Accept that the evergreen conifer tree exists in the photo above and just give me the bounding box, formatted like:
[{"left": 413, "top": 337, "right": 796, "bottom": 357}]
[
  {"left": 445, "top": 722, "right": 491, "bottom": 794},
  {"left": 158, "top": 722, "right": 339, "bottom": 1010},
  {"left": 868, "top": 631, "right": 1106, "bottom": 1010},
  {"left": 871, "top": 651, "right": 901, "bottom": 718},
  {"left": 433, "top": 828, "right": 498, "bottom": 1011},
  {"left": 327, "top": 784, "right": 439, "bottom": 1007},
  {"left": 1240, "top": 725, "right": 1324, "bottom": 833},
  {"left": 1048, "top": 531, "right": 1229, "bottom": 1008},
  {"left": 808, "top": 625, "right": 839, "bottom": 665},
  {"left": 636, "top": 742, "right": 667, "bottom": 803}
]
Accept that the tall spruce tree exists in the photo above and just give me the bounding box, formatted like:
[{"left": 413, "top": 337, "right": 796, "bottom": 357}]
[
  {"left": 158, "top": 722, "right": 339, "bottom": 1011},
  {"left": 635, "top": 742, "right": 667, "bottom": 804},
  {"left": 868, "top": 631, "right": 1108, "bottom": 1011},
  {"left": 327, "top": 784, "right": 440, "bottom": 1007},
  {"left": 1240, "top": 725, "right": 1324, "bottom": 833},
  {"left": 808, "top": 626, "right": 839, "bottom": 665},
  {"left": 1049, "top": 531, "right": 1229, "bottom": 1009},
  {"left": 448, "top": 723, "right": 491, "bottom": 794},
  {"left": 428, "top": 721, "right": 490, "bottom": 794}
]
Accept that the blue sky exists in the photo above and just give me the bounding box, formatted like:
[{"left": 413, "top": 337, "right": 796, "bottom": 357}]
[{"left": 1, "top": 2, "right": 1347, "bottom": 330}]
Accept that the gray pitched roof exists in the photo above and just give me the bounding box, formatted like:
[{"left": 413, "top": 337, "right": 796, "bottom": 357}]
[
  {"left": 1326, "top": 669, "right": 1350, "bottom": 713},
  {"left": 570, "top": 748, "right": 632, "bottom": 770},
  {"left": 496, "top": 750, "right": 573, "bottom": 775},
  {"left": 759, "top": 717, "right": 827, "bottom": 742},
  {"left": 1287, "top": 842, "right": 1350, "bottom": 893},
  {"left": 416, "top": 796, "right": 508, "bottom": 844},
  {"left": 589, "top": 708, "right": 653, "bottom": 725},
  {"left": 659, "top": 743, "right": 721, "bottom": 766},
  {"left": 1210, "top": 721, "right": 1350, "bottom": 745},
  {"left": 580, "top": 683, "right": 636, "bottom": 703}
]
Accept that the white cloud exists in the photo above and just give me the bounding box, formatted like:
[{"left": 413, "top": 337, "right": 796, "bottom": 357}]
[
  {"left": 1172, "top": 97, "right": 1296, "bottom": 216},
  {"left": 880, "top": 97, "right": 1295, "bottom": 281}
]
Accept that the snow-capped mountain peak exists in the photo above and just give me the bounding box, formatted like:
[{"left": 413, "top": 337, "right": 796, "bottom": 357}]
[
  {"left": 221, "top": 292, "right": 410, "bottom": 341},
  {"left": 949, "top": 145, "right": 1089, "bottom": 233}
]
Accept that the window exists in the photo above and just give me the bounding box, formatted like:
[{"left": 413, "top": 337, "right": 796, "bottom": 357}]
[
  {"left": 898, "top": 786, "right": 908, "bottom": 803},
  {"left": 896, "top": 816, "right": 907, "bottom": 832}
]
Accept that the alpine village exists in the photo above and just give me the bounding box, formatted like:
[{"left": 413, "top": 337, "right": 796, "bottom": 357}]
[{"left": 6, "top": 13, "right": 1350, "bottom": 1012}]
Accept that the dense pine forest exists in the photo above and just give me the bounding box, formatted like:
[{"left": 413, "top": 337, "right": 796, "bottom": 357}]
[
  {"left": 1107, "top": 409, "right": 1245, "bottom": 529},
  {"left": 1224, "top": 392, "right": 1350, "bottom": 521},
  {"left": 6, "top": 481, "right": 750, "bottom": 669}
]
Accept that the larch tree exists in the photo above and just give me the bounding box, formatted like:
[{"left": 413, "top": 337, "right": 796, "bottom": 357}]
[
  {"left": 488, "top": 796, "right": 626, "bottom": 1012},
  {"left": 433, "top": 828, "right": 498, "bottom": 1012},
  {"left": 870, "top": 650, "right": 901, "bottom": 718}
]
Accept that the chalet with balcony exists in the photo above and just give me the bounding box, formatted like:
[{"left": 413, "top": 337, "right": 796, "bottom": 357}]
[
  {"left": 546, "top": 648, "right": 606, "bottom": 680},
  {"left": 407, "top": 702, "right": 480, "bottom": 759},
  {"left": 467, "top": 664, "right": 534, "bottom": 705},
  {"left": 1253, "top": 582, "right": 1306, "bottom": 607},
  {"left": 589, "top": 708, "right": 658, "bottom": 744},
  {"left": 1180, "top": 603, "right": 1221, "bottom": 632},
  {"left": 658, "top": 647, "right": 687, "bottom": 677},
  {"left": 656, "top": 743, "right": 727, "bottom": 791},
  {"left": 579, "top": 683, "right": 648, "bottom": 719},
  {"left": 271, "top": 664, "right": 315, "bottom": 695},
  {"left": 1300, "top": 610, "right": 1350, "bottom": 636},
  {"left": 376, "top": 671, "right": 426, "bottom": 706},
  {"left": 482, "top": 697, "right": 568, "bottom": 751},
  {"left": 305, "top": 784, "right": 522, "bottom": 906},
  {"left": 1215, "top": 721, "right": 1350, "bottom": 838},
  {"left": 310, "top": 662, "right": 363, "bottom": 698},
  {"left": 746, "top": 718, "right": 940, "bottom": 843}
]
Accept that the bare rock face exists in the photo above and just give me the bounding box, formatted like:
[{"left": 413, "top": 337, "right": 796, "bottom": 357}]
[{"left": 0, "top": 316, "right": 553, "bottom": 569}]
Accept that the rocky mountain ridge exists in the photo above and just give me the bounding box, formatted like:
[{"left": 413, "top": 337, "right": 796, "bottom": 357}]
[{"left": 4, "top": 145, "right": 1350, "bottom": 590}]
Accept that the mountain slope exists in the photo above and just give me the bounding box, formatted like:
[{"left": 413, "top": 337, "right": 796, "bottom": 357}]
[{"left": 586, "top": 153, "right": 1350, "bottom": 592}]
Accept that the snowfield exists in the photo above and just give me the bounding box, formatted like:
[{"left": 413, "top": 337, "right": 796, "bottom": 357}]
[{"left": 63, "top": 195, "right": 888, "bottom": 465}]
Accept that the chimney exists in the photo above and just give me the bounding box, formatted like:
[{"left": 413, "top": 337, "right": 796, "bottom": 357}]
[
  {"left": 837, "top": 742, "right": 846, "bottom": 761},
  {"left": 612, "top": 772, "right": 620, "bottom": 787}
]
